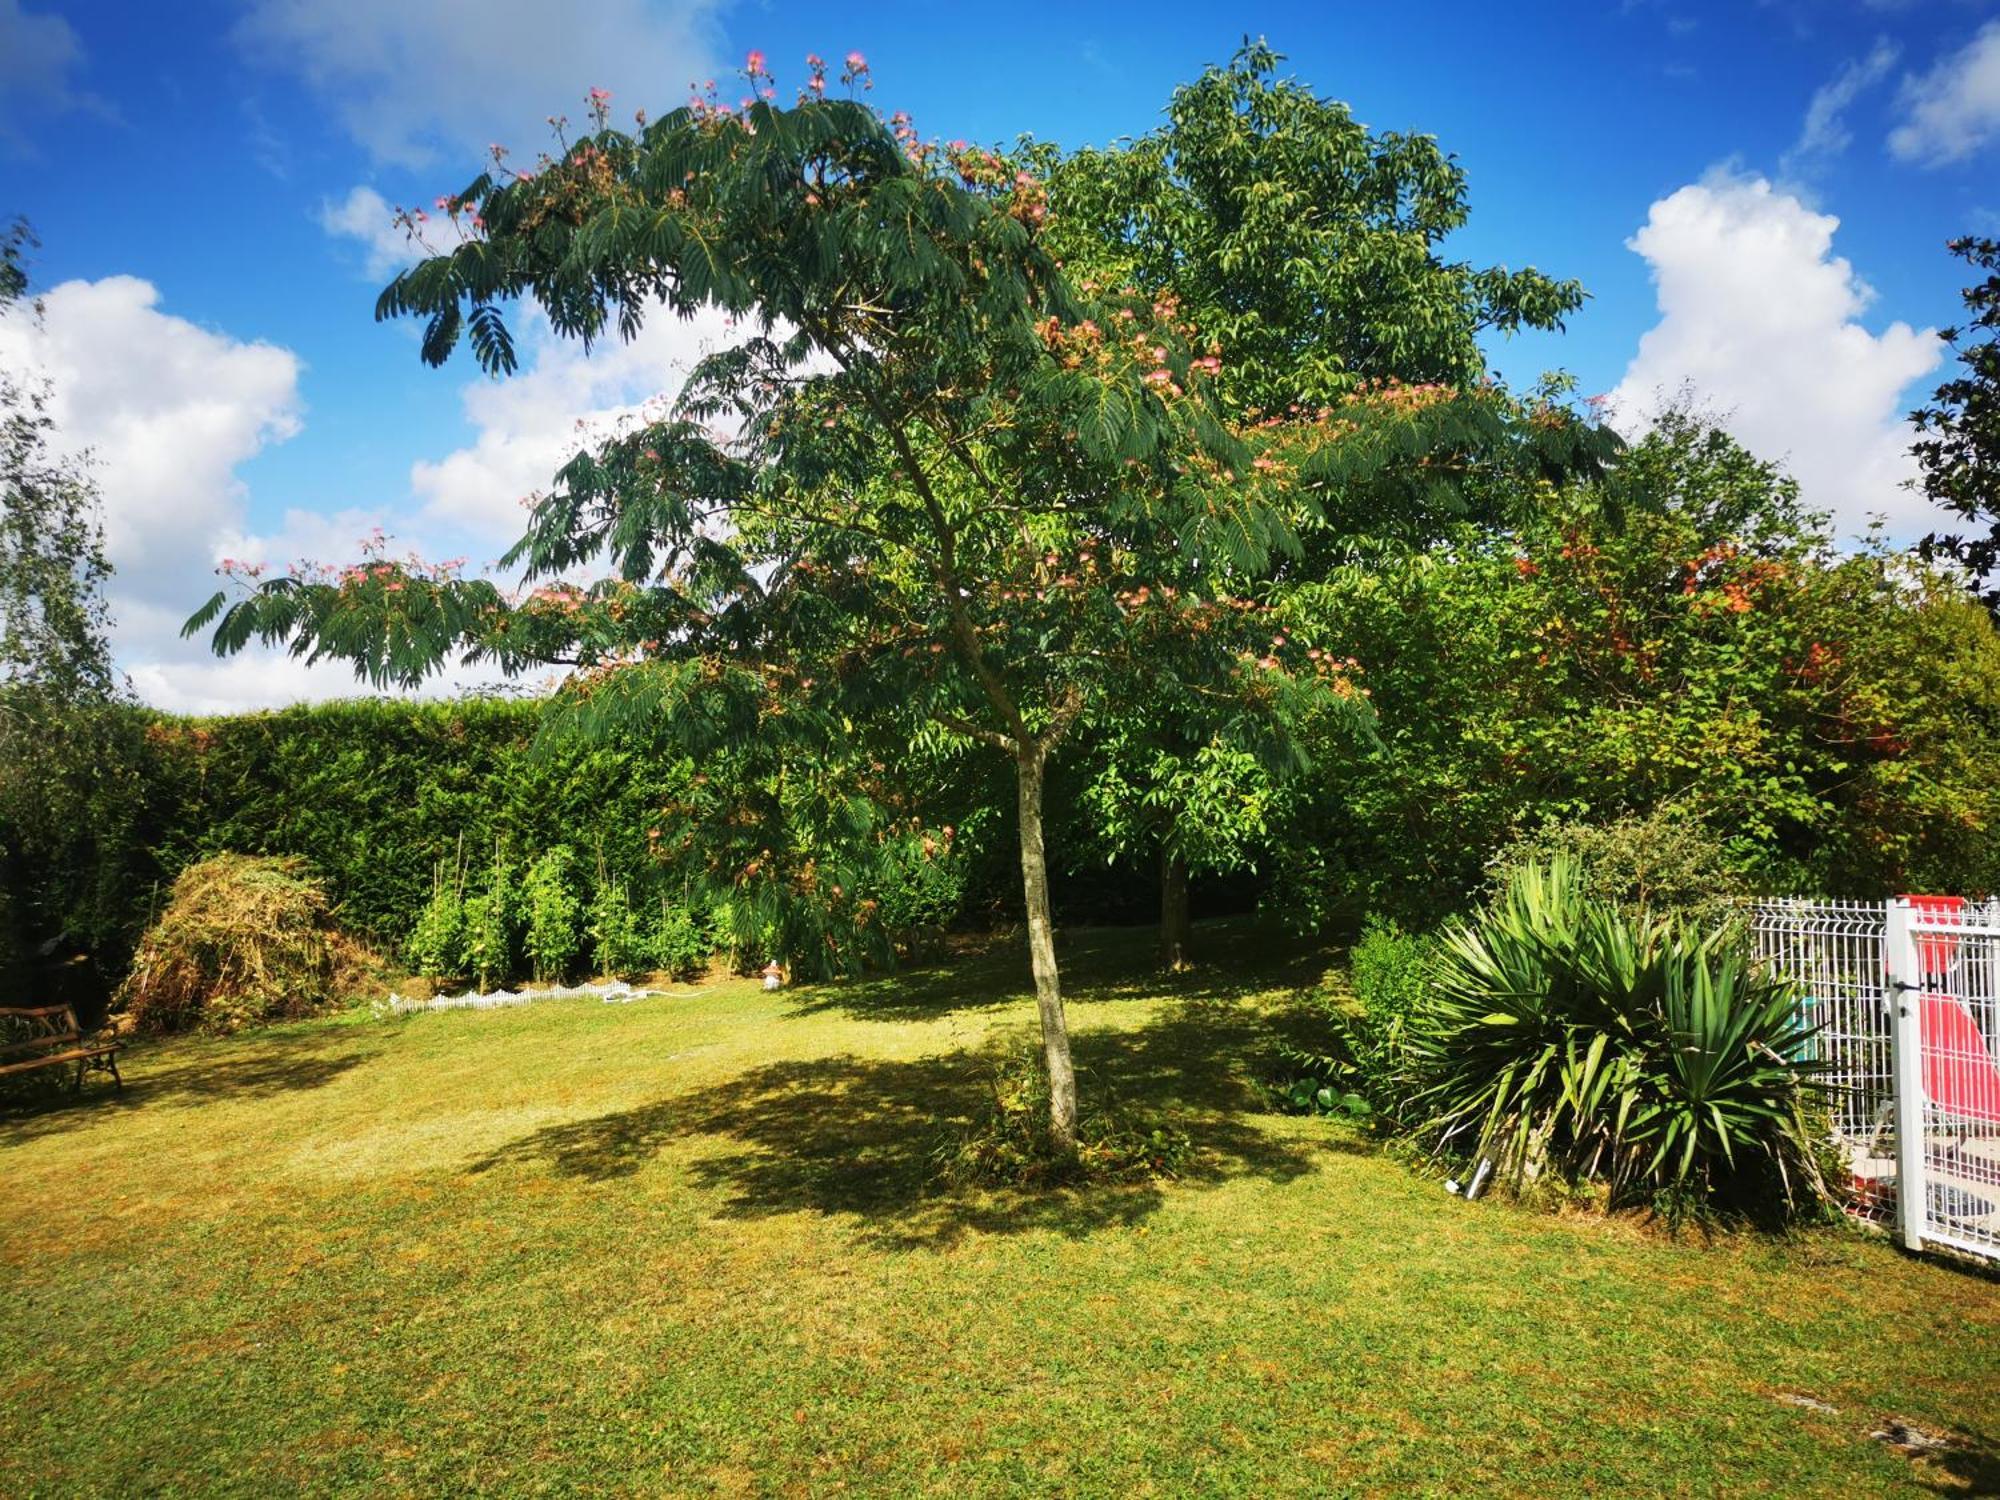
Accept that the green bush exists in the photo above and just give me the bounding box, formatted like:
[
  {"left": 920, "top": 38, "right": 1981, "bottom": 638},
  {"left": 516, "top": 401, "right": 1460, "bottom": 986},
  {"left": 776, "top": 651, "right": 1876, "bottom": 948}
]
[
  {"left": 405, "top": 862, "right": 468, "bottom": 981},
  {"left": 1276, "top": 916, "right": 1432, "bottom": 1122},
  {"left": 1410, "top": 858, "right": 1827, "bottom": 1219},
  {"left": 649, "top": 899, "right": 712, "bottom": 982},
  {"left": 522, "top": 847, "right": 582, "bottom": 983},
  {"left": 1350, "top": 915, "right": 1434, "bottom": 1024},
  {"left": 873, "top": 822, "right": 976, "bottom": 955},
  {"left": 585, "top": 875, "right": 648, "bottom": 979},
  {"left": 1268, "top": 419, "right": 2000, "bottom": 925},
  {"left": 1485, "top": 807, "right": 1747, "bottom": 931},
  {"left": 462, "top": 851, "right": 518, "bottom": 991}
]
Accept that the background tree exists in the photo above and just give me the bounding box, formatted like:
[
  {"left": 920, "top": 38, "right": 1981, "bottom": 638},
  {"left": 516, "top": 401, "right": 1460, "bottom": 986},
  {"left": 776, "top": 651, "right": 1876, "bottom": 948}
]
[
  {"left": 1275, "top": 415, "right": 2000, "bottom": 921},
  {"left": 1019, "top": 45, "right": 1600, "bottom": 963},
  {"left": 1914, "top": 236, "right": 2000, "bottom": 610},
  {"left": 0, "top": 218, "right": 130, "bottom": 995},
  {"left": 0, "top": 219, "right": 115, "bottom": 700},
  {"left": 1029, "top": 42, "right": 1586, "bottom": 421},
  {"left": 189, "top": 77, "right": 1349, "bottom": 1148}
]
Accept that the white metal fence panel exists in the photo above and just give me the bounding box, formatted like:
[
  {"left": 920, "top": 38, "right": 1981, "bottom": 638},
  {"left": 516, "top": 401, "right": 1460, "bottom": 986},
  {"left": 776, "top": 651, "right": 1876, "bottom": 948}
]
[
  {"left": 1755, "top": 895, "right": 2000, "bottom": 1261},
  {"left": 1751, "top": 899, "right": 1895, "bottom": 1227},
  {"left": 1902, "top": 901, "right": 2000, "bottom": 1259}
]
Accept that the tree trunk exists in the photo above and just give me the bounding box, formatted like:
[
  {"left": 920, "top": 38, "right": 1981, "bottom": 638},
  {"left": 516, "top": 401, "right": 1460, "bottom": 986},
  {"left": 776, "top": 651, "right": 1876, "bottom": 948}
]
[
  {"left": 1015, "top": 744, "right": 1078, "bottom": 1151},
  {"left": 1159, "top": 845, "right": 1192, "bottom": 972}
]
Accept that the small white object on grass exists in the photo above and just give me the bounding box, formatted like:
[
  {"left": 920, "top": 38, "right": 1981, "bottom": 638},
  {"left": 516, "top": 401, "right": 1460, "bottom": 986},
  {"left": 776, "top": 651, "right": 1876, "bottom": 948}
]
[
  {"left": 1466, "top": 1158, "right": 1494, "bottom": 1200},
  {"left": 381, "top": 979, "right": 666, "bottom": 1016}
]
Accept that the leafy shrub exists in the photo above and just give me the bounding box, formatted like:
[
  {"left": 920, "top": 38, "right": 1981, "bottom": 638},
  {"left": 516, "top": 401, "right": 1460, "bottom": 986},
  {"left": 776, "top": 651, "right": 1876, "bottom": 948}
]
[
  {"left": 461, "top": 850, "right": 518, "bottom": 991},
  {"left": 585, "top": 875, "right": 648, "bottom": 979},
  {"left": 522, "top": 847, "right": 582, "bottom": 983},
  {"left": 1276, "top": 916, "right": 1433, "bottom": 1122},
  {"left": 1268, "top": 420, "right": 2000, "bottom": 925},
  {"left": 649, "top": 899, "right": 712, "bottom": 982},
  {"left": 1410, "top": 858, "right": 1826, "bottom": 1219},
  {"left": 933, "top": 1046, "right": 1195, "bottom": 1187},
  {"left": 117, "top": 854, "right": 364, "bottom": 1033},
  {"left": 1270, "top": 1057, "right": 1377, "bottom": 1122},
  {"left": 405, "top": 862, "right": 467, "bottom": 981},
  {"left": 873, "top": 822, "right": 975, "bottom": 954},
  {"left": 1485, "top": 807, "right": 1748, "bottom": 931},
  {"left": 1350, "top": 915, "right": 1435, "bottom": 1024}
]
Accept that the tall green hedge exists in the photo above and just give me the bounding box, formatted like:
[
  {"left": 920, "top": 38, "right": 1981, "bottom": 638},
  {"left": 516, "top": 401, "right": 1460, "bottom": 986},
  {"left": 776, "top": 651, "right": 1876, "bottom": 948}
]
[
  {"left": 2, "top": 697, "right": 703, "bottom": 982},
  {"left": 1, "top": 694, "right": 1016, "bottom": 997},
  {"left": 146, "top": 698, "right": 700, "bottom": 945}
]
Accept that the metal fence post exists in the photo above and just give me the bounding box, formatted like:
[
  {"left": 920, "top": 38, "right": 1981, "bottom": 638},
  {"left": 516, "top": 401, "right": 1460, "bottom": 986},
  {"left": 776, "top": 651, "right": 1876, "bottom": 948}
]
[{"left": 1885, "top": 898, "right": 1926, "bottom": 1252}]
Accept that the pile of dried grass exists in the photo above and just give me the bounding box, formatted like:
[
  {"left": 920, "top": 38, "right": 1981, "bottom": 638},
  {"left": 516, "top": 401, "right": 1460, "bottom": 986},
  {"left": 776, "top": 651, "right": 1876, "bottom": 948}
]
[{"left": 118, "top": 854, "right": 372, "bottom": 1034}]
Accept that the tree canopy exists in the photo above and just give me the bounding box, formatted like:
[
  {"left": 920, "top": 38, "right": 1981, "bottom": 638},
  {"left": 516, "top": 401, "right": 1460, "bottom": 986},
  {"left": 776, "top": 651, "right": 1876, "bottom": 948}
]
[
  {"left": 1028, "top": 43, "right": 1586, "bottom": 421},
  {"left": 187, "top": 72, "right": 1421, "bottom": 1144},
  {"left": 1, "top": 219, "right": 115, "bottom": 702},
  {"left": 1914, "top": 235, "right": 2000, "bottom": 611}
]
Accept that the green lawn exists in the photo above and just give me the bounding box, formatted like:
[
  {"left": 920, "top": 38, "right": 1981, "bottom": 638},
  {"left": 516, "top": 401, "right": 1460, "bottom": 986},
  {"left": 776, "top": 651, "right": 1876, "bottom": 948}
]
[{"left": 3, "top": 923, "right": 1995, "bottom": 1497}]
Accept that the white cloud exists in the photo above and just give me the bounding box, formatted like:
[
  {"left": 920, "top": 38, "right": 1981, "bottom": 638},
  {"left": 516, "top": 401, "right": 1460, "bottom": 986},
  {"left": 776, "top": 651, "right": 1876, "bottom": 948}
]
[
  {"left": 1608, "top": 173, "right": 1941, "bottom": 536},
  {"left": 409, "top": 304, "right": 741, "bottom": 547},
  {"left": 318, "top": 184, "right": 469, "bottom": 278},
  {"left": 0, "top": 262, "right": 749, "bottom": 712},
  {"left": 0, "top": 0, "right": 104, "bottom": 153},
  {"left": 1783, "top": 38, "right": 1898, "bottom": 174},
  {"left": 1889, "top": 19, "right": 2000, "bottom": 165},
  {"left": 0, "top": 276, "right": 346, "bottom": 710},
  {"left": 237, "top": 0, "right": 726, "bottom": 170},
  {"left": 0, "top": 276, "right": 508, "bottom": 713},
  {"left": 0, "top": 275, "right": 304, "bottom": 637}
]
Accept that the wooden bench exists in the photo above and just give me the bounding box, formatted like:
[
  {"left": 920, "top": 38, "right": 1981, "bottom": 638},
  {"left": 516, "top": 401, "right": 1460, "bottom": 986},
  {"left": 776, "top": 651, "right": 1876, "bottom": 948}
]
[{"left": 0, "top": 1005, "right": 122, "bottom": 1094}]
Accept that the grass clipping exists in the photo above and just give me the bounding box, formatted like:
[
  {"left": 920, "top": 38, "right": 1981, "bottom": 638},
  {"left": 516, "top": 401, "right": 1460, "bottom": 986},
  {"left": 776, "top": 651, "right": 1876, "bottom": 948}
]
[{"left": 119, "top": 854, "right": 368, "bottom": 1034}]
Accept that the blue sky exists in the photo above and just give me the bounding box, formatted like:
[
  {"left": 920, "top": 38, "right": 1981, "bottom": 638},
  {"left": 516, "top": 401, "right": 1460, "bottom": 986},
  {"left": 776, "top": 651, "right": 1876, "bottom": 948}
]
[{"left": 2, "top": 0, "right": 1997, "bottom": 709}]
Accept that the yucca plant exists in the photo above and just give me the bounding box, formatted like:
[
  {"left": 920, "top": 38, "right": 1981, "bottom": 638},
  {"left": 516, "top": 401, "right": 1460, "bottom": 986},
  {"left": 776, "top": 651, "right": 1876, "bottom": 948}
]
[
  {"left": 1410, "top": 858, "right": 1825, "bottom": 1217},
  {"left": 1408, "top": 858, "right": 1627, "bottom": 1182},
  {"left": 1611, "top": 939, "right": 1827, "bottom": 1213}
]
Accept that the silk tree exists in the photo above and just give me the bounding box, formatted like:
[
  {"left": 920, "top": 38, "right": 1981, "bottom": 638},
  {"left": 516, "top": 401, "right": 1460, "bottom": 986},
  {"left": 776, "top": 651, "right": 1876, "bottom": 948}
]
[{"left": 188, "top": 79, "right": 1354, "bottom": 1147}]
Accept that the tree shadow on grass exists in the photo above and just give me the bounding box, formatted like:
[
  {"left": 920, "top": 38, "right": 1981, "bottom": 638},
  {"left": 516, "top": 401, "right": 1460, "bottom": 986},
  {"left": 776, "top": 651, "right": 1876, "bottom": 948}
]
[
  {"left": 466, "top": 998, "right": 1349, "bottom": 1249},
  {"left": 1910, "top": 1424, "right": 2000, "bottom": 1495},
  {"left": 789, "top": 917, "right": 1338, "bottom": 1025},
  {"left": 1, "top": 1031, "right": 380, "bottom": 1141}
]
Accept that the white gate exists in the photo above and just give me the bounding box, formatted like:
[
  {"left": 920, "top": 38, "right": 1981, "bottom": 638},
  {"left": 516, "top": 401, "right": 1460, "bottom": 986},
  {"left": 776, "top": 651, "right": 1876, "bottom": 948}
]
[{"left": 1754, "top": 896, "right": 2000, "bottom": 1260}]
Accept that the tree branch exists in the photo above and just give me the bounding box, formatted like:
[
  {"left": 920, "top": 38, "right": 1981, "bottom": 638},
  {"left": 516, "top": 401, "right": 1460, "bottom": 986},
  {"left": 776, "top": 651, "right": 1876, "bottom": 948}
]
[{"left": 930, "top": 712, "right": 1017, "bottom": 755}]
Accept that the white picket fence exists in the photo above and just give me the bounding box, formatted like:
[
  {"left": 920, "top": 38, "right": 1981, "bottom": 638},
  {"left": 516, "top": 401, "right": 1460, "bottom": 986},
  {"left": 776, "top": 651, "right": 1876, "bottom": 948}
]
[{"left": 1753, "top": 896, "right": 2000, "bottom": 1261}]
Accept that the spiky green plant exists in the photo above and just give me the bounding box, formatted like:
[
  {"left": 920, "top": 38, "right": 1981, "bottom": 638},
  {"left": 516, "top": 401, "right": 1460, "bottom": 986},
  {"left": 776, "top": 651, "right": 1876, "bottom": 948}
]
[{"left": 1409, "top": 858, "right": 1825, "bottom": 1216}]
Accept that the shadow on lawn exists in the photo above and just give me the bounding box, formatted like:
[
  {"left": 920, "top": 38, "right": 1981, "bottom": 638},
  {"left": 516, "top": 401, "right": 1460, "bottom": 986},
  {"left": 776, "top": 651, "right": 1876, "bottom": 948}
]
[
  {"left": 788, "top": 917, "right": 1336, "bottom": 1025},
  {"left": 466, "top": 997, "right": 1348, "bottom": 1249},
  {"left": 1911, "top": 1425, "right": 2000, "bottom": 1495},
  {"left": 1, "top": 1031, "right": 379, "bottom": 1140}
]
